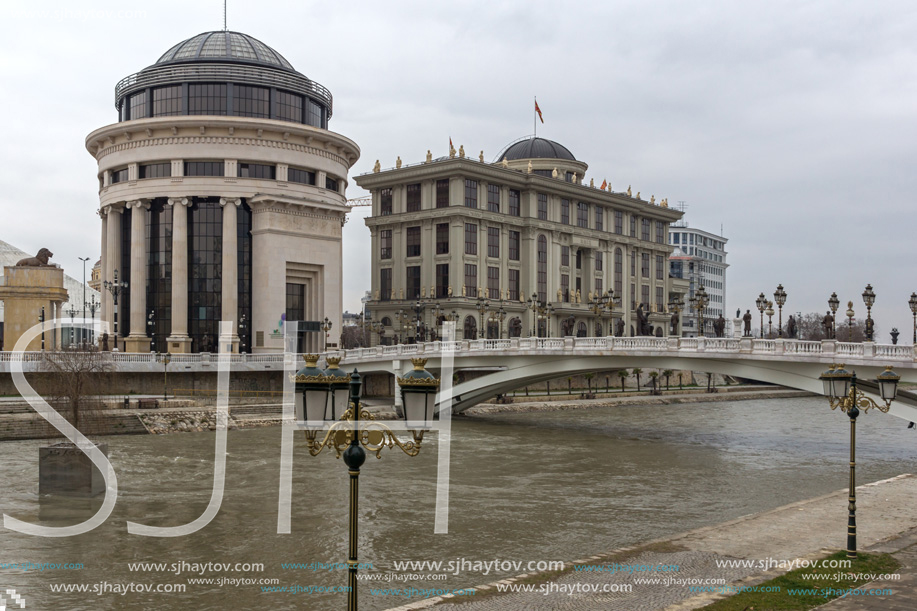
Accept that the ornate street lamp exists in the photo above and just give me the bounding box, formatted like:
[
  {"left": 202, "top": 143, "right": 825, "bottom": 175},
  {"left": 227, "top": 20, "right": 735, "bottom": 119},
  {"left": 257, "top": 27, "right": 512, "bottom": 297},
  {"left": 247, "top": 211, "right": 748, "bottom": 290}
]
[
  {"left": 828, "top": 292, "right": 840, "bottom": 340},
  {"left": 693, "top": 285, "right": 709, "bottom": 337},
  {"left": 755, "top": 292, "right": 767, "bottom": 339},
  {"left": 765, "top": 301, "right": 774, "bottom": 338},
  {"left": 773, "top": 284, "right": 787, "bottom": 338},
  {"left": 321, "top": 317, "right": 333, "bottom": 351},
  {"left": 103, "top": 269, "right": 128, "bottom": 351},
  {"left": 476, "top": 295, "right": 489, "bottom": 336},
  {"left": 909, "top": 292, "right": 917, "bottom": 344},
  {"left": 157, "top": 352, "right": 171, "bottom": 401},
  {"left": 667, "top": 294, "right": 683, "bottom": 337},
  {"left": 819, "top": 364, "right": 899, "bottom": 559},
  {"left": 527, "top": 293, "right": 539, "bottom": 337},
  {"left": 294, "top": 357, "right": 438, "bottom": 609},
  {"left": 87, "top": 295, "right": 99, "bottom": 348},
  {"left": 66, "top": 305, "right": 78, "bottom": 347},
  {"left": 862, "top": 284, "right": 876, "bottom": 341},
  {"left": 147, "top": 309, "right": 156, "bottom": 352},
  {"left": 846, "top": 301, "right": 855, "bottom": 342}
]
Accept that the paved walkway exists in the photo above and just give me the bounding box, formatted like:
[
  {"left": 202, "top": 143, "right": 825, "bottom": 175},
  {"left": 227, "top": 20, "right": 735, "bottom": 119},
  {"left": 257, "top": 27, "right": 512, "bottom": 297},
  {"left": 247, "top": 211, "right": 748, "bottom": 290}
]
[{"left": 384, "top": 474, "right": 917, "bottom": 611}]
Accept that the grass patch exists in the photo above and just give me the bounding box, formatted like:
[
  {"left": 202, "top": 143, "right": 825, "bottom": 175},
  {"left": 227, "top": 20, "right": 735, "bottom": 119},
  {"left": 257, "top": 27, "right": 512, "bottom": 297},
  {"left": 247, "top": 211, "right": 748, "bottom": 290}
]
[
  {"left": 700, "top": 550, "right": 900, "bottom": 610},
  {"left": 438, "top": 541, "right": 687, "bottom": 605}
]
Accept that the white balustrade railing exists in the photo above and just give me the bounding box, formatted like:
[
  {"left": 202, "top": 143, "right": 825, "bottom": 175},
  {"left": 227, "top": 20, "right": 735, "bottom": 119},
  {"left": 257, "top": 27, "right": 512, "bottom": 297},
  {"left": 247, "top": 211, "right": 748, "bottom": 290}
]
[
  {"left": 705, "top": 338, "right": 741, "bottom": 351},
  {"left": 837, "top": 343, "right": 864, "bottom": 357},
  {"left": 875, "top": 344, "right": 911, "bottom": 359},
  {"left": 782, "top": 340, "right": 822, "bottom": 354},
  {"left": 755, "top": 340, "right": 776, "bottom": 353},
  {"left": 574, "top": 337, "right": 608, "bottom": 349}
]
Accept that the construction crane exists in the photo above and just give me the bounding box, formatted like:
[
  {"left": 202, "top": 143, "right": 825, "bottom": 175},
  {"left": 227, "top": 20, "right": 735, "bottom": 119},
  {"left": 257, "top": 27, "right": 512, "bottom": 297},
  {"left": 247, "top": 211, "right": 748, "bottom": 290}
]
[{"left": 346, "top": 196, "right": 372, "bottom": 207}]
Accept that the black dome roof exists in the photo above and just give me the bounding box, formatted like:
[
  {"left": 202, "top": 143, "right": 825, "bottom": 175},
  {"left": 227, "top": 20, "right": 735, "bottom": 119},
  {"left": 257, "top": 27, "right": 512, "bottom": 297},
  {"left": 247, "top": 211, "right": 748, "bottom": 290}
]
[
  {"left": 500, "top": 137, "right": 576, "bottom": 162},
  {"left": 153, "top": 31, "right": 295, "bottom": 71}
]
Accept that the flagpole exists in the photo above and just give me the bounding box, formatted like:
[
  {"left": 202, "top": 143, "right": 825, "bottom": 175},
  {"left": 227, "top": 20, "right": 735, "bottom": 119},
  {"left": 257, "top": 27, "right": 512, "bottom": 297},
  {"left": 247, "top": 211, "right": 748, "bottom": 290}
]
[{"left": 534, "top": 97, "right": 537, "bottom": 137}]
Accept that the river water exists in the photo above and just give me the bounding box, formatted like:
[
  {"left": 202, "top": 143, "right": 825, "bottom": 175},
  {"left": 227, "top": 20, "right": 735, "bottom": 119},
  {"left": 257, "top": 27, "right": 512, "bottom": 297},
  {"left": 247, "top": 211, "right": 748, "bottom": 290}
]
[{"left": 1, "top": 396, "right": 915, "bottom": 610}]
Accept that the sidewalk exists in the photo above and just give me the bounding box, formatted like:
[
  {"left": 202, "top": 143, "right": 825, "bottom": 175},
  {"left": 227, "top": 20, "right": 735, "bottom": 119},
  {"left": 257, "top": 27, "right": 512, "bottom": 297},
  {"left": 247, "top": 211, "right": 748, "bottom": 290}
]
[{"left": 384, "top": 474, "right": 917, "bottom": 611}]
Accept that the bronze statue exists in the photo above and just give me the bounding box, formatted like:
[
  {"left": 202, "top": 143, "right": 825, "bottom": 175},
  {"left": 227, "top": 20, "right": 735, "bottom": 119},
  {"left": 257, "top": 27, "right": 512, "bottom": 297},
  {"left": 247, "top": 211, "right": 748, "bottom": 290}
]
[
  {"left": 713, "top": 315, "right": 726, "bottom": 338},
  {"left": 786, "top": 315, "right": 797, "bottom": 339},
  {"left": 615, "top": 318, "right": 625, "bottom": 337},
  {"left": 822, "top": 311, "right": 835, "bottom": 339},
  {"left": 670, "top": 309, "right": 680, "bottom": 335},
  {"left": 101, "top": 332, "right": 110, "bottom": 352},
  {"left": 743, "top": 310, "right": 752, "bottom": 336},
  {"left": 15, "top": 248, "right": 54, "bottom": 267},
  {"left": 891, "top": 328, "right": 900, "bottom": 345},
  {"left": 636, "top": 303, "right": 650, "bottom": 336}
]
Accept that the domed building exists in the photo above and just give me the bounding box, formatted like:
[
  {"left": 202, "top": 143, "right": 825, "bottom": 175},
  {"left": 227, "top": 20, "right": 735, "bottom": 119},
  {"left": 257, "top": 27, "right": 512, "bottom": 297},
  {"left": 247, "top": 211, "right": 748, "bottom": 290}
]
[
  {"left": 86, "top": 31, "right": 359, "bottom": 353},
  {"left": 355, "top": 135, "right": 684, "bottom": 343}
]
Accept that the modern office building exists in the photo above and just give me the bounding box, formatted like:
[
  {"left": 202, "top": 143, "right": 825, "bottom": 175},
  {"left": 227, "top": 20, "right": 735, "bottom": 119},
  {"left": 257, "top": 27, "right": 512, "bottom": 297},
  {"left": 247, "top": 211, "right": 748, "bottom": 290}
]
[
  {"left": 86, "top": 30, "right": 359, "bottom": 353},
  {"left": 355, "top": 137, "right": 685, "bottom": 343},
  {"left": 668, "top": 222, "right": 729, "bottom": 337}
]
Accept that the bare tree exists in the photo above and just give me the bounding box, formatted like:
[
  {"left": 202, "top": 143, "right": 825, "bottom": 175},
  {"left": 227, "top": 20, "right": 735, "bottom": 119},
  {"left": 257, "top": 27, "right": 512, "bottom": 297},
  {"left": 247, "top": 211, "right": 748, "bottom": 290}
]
[
  {"left": 340, "top": 325, "right": 367, "bottom": 349},
  {"left": 39, "top": 347, "right": 115, "bottom": 436},
  {"left": 795, "top": 312, "right": 875, "bottom": 342}
]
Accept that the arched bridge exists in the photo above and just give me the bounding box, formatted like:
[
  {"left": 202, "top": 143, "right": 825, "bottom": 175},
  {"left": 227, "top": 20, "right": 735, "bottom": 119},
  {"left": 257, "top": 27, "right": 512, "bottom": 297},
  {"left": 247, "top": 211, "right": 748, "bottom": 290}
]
[{"left": 333, "top": 336, "right": 917, "bottom": 422}]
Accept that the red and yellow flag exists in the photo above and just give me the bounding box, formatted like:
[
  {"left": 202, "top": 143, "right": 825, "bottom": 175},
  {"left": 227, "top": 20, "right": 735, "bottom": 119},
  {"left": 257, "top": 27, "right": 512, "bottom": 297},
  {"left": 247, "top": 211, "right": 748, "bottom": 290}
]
[
  {"left": 535, "top": 100, "right": 544, "bottom": 123},
  {"left": 600, "top": 179, "right": 607, "bottom": 190},
  {"left": 449, "top": 136, "right": 453, "bottom": 150}
]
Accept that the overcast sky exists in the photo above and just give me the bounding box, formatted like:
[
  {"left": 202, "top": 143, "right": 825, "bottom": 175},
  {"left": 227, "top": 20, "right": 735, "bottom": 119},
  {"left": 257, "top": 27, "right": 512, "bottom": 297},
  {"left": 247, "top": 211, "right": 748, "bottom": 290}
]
[{"left": 2, "top": 0, "right": 916, "bottom": 341}]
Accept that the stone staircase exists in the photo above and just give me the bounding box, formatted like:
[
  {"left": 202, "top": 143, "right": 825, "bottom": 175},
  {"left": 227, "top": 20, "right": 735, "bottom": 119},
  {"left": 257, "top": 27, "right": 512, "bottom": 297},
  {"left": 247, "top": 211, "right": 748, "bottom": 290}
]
[{"left": 0, "top": 402, "right": 149, "bottom": 441}]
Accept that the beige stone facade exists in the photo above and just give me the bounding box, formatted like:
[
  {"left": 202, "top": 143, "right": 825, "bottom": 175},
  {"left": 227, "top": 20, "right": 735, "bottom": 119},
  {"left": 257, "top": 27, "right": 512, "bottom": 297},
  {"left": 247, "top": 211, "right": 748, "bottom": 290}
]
[
  {"left": 355, "top": 139, "right": 685, "bottom": 343},
  {"left": 0, "top": 266, "right": 69, "bottom": 352}
]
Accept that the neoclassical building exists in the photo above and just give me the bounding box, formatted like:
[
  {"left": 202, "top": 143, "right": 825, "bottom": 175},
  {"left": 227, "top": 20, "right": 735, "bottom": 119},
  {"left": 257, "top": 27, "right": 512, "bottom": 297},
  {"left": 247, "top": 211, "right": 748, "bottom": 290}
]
[
  {"left": 86, "top": 31, "right": 359, "bottom": 353},
  {"left": 355, "top": 137, "right": 685, "bottom": 343}
]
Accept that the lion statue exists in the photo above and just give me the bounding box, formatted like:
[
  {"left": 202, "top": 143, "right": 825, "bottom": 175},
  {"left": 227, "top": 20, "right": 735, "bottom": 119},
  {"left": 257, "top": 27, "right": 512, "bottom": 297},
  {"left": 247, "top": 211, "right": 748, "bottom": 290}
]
[{"left": 15, "top": 248, "right": 54, "bottom": 267}]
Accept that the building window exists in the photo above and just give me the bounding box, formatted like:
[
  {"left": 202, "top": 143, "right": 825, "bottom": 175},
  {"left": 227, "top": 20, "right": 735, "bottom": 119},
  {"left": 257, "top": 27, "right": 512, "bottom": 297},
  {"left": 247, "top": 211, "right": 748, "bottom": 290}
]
[
  {"left": 464, "top": 223, "right": 477, "bottom": 255},
  {"left": 537, "top": 235, "right": 547, "bottom": 302},
  {"left": 615, "top": 210, "right": 623, "bottom": 235},
  {"left": 380, "top": 229, "right": 392, "bottom": 259},
  {"left": 642, "top": 218, "right": 651, "bottom": 241},
  {"left": 561, "top": 246, "right": 569, "bottom": 267},
  {"left": 508, "top": 230, "right": 520, "bottom": 261},
  {"left": 508, "top": 269, "right": 520, "bottom": 301},
  {"left": 233, "top": 85, "right": 270, "bottom": 118},
  {"left": 509, "top": 190, "right": 520, "bottom": 216},
  {"left": 656, "top": 221, "right": 665, "bottom": 244},
  {"left": 184, "top": 161, "right": 224, "bottom": 176},
  {"left": 630, "top": 215, "right": 637, "bottom": 237},
  {"left": 129, "top": 91, "right": 148, "bottom": 120},
  {"left": 188, "top": 83, "right": 227, "bottom": 115},
  {"left": 380, "top": 188, "right": 392, "bottom": 215},
  {"left": 436, "top": 223, "right": 449, "bottom": 254},
  {"left": 464, "top": 179, "right": 478, "bottom": 208},
  {"left": 642, "top": 253, "right": 650, "bottom": 278},
  {"left": 305, "top": 98, "right": 324, "bottom": 127},
  {"left": 577, "top": 202, "right": 589, "bottom": 228},
  {"left": 642, "top": 285, "right": 650, "bottom": 308},
  {"left": 576, "top": 249, "right": 582, "bottom": 270},
  {"left": 146, "top": 198, "right": 173, "bottom": 353},
  {"left": 187, "top": 198, "right": 223, "bottom": 352},
  {"left": 406, "top": 183, "right": 421, "bottom": 212},
  {"left": 139, "top": 163, "right": 171, "bottom": 179},
  {"left": 152, "top": 86, "right": 182, "bottom": 117},
  {"left": 615, "top": 248, "right": 623, "bottom": 295},
  {"left": 238, "top": 163, "right": 276, "bottom": 179},
  {"left": 288, "top": 167, "right": 316, "bottom": 185},
  {"left": 656, "top": 286, "right": 664, "bottom": 310},
  {"left": 436, "top": 264, "right": 449, "bottom": 298},
  {"left": 561, "top": 274, "right": 570, "bottom": 302},
  {"left": 325, "top": 176, "right": 338, "bottom": 191},
  {"left": 286, "top": 283, "right": 305, "bottom": 323},
  {"left": 596, "top": 251, "right": 603, "bottom": 271},
  {"left": 436, "top": 179, "right": 450, "bottom": 208},
  {"left": 538, "top": 193, "right": 548, "bottom": 220},
  {"left": 406, "top": 226, "right": 421, "bottom": 257},
  {"left": 631, "top": 250, "right": 636, "bottom": 276},
  {"left": 111, "top": 168, "right": 130, "bottom": 184},
  {"left": 276, "top": 90, "right": 303, "bottom": 123},
  {"left": 561, "top": 199, "right": 570, "bottom": 224},
  {"left": 595, "top": 278, "right": 603, "bottom": 295},
  {"left": 487, "top": 184, "right": 500, "bottom": 212},
  {"left": 488, "top": 267, "right": 500, "bottom": 299},
  {"left": 406, "top": 266, "right": 421, "bottom": 300},
  {"left": 464, "top": 264, "right": 478, "bottom": 297},
  {"left": 656, "top": 255, "right": 664, "bottom": 280},
  {"left": 595, "top": 206, "right": 603, "bottom": 231},
  {"left": 380, "top": 268, "right": 392, "bottom": 301},
  {"left": 487, "top": 227, "right": 500, "bottom": 258},
  {"left": 672, "top": 233, "right": 680, "bottom": 244}
]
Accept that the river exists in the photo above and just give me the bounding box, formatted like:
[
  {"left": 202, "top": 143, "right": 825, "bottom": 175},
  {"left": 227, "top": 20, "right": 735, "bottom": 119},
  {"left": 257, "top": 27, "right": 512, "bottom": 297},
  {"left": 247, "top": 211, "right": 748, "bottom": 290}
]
[{"left": 1, "top": 396, "right": 915, "bottom": 610}]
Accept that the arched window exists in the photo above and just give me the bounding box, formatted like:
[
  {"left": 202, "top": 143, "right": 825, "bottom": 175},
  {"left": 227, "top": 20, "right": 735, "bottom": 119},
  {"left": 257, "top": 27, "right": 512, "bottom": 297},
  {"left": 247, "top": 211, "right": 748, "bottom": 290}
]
[
  {"left": 508, "top": 317, "right": 522, "bottom": 338},
  {"left": 463, "top": 316, "right": 477, "bottom": 340},
  {"left": 486, "top": 321, "right": 500, "bottom": 339},
  {"left": 594, "top": 322, "right": 603, "bottom": 337},
  {"left": 381, "top": 317, "right": 392, "bottom": 327},
  {"left": 576, "top": 322, "right": 588, "bottom": 337},
  {"left": 614, "top": 248, "right": 623, "bottom": 296},
  {"left": 537, "top": 235, "right": 547, "bottom": 302}
]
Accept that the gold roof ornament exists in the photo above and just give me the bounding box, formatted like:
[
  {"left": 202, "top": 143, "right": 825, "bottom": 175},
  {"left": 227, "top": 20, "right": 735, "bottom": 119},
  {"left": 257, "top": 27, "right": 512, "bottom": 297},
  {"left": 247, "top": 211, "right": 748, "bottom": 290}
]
[
  {"left": 458, "top": 145, "right": 465, "bottom": 158},
  {"left": 449, "top": 145, "right": 456, "bottom": 158},
  {"left": 426, "top": 150, "right": 433, "bottom": 163},
  {"left": 396, "top": 156, "right": 402, "bottom": 169},
  {"left": 373, "top": 160, "right": 381, "bottom": 173},
  {"left": 479, "top": 150, "right": 485, "bottom": 162},
  {"left": 502, "top": 158, "right": 509, "bottom": 168},
  {"left": 627, "top": 185, "right": 632, "bottom": 197},
  {"left": 325, "top": 356, "right": 342, "bottom": 369},
  {"left": 651, "top": 195, "right": 655, "bottom": 204},
  {"left": 552, "top": 167, "right": 558, "bottom": 178},
  {"left": 527, "top": 160, "right": 533, "bottom": 173},
  {"left": 662, "top": 198, "right": 668, "bottom": 207},
  {"left": 590, "top": 178, "right": 594, "bottom": 187},
  {"left": 636, "top": 191, "right": 641, "bottom": 200}
]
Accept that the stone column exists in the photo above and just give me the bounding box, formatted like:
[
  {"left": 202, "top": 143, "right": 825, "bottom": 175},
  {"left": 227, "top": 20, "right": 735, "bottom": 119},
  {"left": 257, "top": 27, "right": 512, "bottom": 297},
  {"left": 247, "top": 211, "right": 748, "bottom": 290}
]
[
  {"left": 99, "top": 210, "right": 108, "bottom": 342},
  {"left": 166, "top": 197, "right": 192, "bottom": 353},
  {"left": 125, "top": 200, "right": 151, "bottom": 353},
  {"left": 105, "top": 205, "right": 123, "bottom": 340},
  {"left": 221, "top": 198, "right": 240, "bottom": 353}
]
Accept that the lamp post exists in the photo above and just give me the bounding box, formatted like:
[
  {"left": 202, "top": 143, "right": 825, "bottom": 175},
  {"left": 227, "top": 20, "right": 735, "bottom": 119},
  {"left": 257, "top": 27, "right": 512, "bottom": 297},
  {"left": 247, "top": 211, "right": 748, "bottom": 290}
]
[
  {"left": 755, "top": 292, "right": 767, "bottom": 339},
  {"left": 909, "top": 293, "right": 917, "bottom": 345},
  {"left": 829, "top": 292, "right": 840, "bottom": 340},
  {"left": 528, "top": 293, "right": 539, "bottom": 337},
  {"left": 693, "top": 285, "right": 709, "bottom": 337},
  {"left": 765, "top": 301, "right": 774, "bottom": 338},
  {"left": 157, "top": 352, "right": 171, "bottom": 401},
  {"left": 39, "top": 307, "right": 45, "bottom": 351},
  {"left": 667, "top": 295, "right": 683, "bottom": 338},
  {"left": 476, "top": 295, "right": 489, "bottom": 338},
  {"left": 295, "top": 356, "right": 438, "bottom": 610},
  {"left": 394, "top": 309, "right": 410, "bottom": 344},
  {"left": 321, "top": 317, "right": 332, "bottom": 351},
  {"left": 486, "top": 303, "right": 507, "bottom": 339},
  {"left": 239, "top": 314, "right": 248, "bottom": 353},
  {"left": 87, "top": 295, "right": 99, "bottom": 348},
  {"left": 589, "top": 290, "right": 613, "bottom": 337},
  {"left": 147, "top": 309, "right": 156, "bottom": 352},
  {"left": 819, "top": 364, "right": 899, "bottom": 559},
  {"left": 846, "top": 301, "right": 855, "bottom": 342},
  {"left": 79, "top": 256, "right": 90, "bottom": 346},
  {"left": 67, "top": 305, "right": 77, "bottom": 347},
  {"left": 103, "top": 269, "right": 128, "bottom": 351},
  {"left": 773, "top": 284, "right": 787, "bottom": 338},
  {"left": 412, "top": 298, "right": 427, "bottom": 342},
  {"left": 861, "top": 284, "right": 875, "bottom": 342}
]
